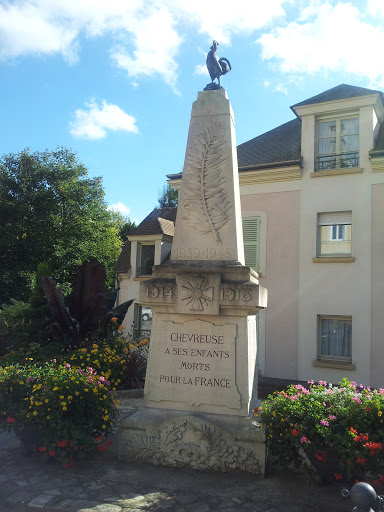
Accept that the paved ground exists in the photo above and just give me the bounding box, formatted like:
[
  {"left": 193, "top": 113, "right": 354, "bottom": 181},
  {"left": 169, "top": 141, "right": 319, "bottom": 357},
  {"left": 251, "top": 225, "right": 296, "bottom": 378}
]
[{"left": 0, "top": 397, "right": 352, "bottom": 512}]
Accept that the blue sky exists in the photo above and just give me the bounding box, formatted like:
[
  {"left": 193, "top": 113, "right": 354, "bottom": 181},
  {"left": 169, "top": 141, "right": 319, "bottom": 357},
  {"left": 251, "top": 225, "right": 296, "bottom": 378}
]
[{"left": 1, "top": 0, "right": 384, "bottom": 223}]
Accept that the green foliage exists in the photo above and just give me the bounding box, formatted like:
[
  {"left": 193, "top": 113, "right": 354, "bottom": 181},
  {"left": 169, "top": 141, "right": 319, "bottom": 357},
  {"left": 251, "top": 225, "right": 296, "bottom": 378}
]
[
  {"left": 109, "top": 210, "right": 137, "bottom": 240},
  {"left": 0, "top": 362, "right": 118, "bottom": 465},
  {"left": 62, "top": 335, "right": 149, "bottom": 390},
  {"left": 157, "top": 183, "right": 178, "bottom": 208},
  {"left": 255, "top": 379, "right": 384, "bottom": 484},
  {"left": 0, "top": 299, "right": 32, "bottom": 355},
  {"left": 0, "top": 147, "right": 123, "bottom": 303}
]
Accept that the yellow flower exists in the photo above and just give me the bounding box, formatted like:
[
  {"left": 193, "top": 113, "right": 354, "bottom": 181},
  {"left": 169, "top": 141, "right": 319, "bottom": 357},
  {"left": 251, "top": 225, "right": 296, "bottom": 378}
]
[
  {"left": 102, "top": 425, "right": 107, "bottom": 429},
  {"left": 33, "top": 411, "right": 38, "bottom": 416},
  {"left": 59, "top": 395, "right": 64, "bottom": 399},
  {"left": 53, "top": 387, "right": 59, "bottom": 391},
  {"left": 129, "top": 344, "right": 135, "bottom": 350},
  {"left": 272, "top": 411, "right": 276, "bottom": 417},
  {"left": 61, "top": 402, "right": 66, "bottom": 406},
  {"left": 45, "top": 399, "right": 48, "bottom": 403},
  {"left": 62, "top": 406, "right": 67, "bottom": 411},
  {"left": 378, "top": 411, "right": 382, "bottom": 417},
  {"left": 47, "top": 415, "right": 50, "bottom": 420},
  {"left": 19, "top": 381, "right": 24, "bottom": 385}
]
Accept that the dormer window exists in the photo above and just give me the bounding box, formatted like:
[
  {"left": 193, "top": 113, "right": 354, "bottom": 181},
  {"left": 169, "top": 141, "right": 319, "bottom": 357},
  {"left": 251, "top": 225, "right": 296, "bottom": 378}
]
[
  {"left": 316, "top": 116, "right": 359, "bottom": 171},
  {"left": 137, "top": 243, "right": 155, "bottom": 276}
]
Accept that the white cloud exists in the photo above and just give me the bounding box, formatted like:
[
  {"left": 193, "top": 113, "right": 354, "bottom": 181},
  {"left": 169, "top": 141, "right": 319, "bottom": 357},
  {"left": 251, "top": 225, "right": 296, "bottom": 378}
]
[
  {"left": 258, "top": 2, "right": 384, "bottom": 87},
  {"left": 0, "top": 0, "right": 288, "bottom": 89},
  {"left": 69, "top": 99, "right": 138, "bottom": 139},
  {"left": 110, "top": 7, "right": 181, "bottom": 90},
  {"left": 107, "top": 202, "right": 131, "bottom": 216},
  {"left": 194, "top": 64, "right": 208, "bottom": 76}
]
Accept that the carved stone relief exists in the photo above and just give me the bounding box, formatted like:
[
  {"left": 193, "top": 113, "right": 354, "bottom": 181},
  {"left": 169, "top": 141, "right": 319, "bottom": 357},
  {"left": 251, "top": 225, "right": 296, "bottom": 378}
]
[
  {"left": 181, "top": 275, "right": 213, "bottom": 311},
  {"left": 120, "top": 416, "right": 263, "bottom": 474},
  {"left": 183, "top": 123, "right": 232, "bottom": 245}
]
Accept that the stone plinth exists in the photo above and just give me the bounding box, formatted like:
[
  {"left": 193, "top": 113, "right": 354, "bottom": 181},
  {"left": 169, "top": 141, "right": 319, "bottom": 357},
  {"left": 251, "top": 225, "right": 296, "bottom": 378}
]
[
  {"left": 118, "top": 90, "right": 267, "bottom": 474},
  {"left": 119, "top": 408, "right": 265, "bottom": 475}
]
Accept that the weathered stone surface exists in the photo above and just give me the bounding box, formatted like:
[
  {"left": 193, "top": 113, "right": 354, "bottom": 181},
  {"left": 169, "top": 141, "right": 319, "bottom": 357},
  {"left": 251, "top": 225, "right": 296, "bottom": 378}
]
[
  {"left": 171, "top": 90, "right": 244, "bottom": 265},
  {"left": 119, "top": 410, "right": 265, "bottom": 475},
  {"left": 127, "top": 89, "right": 267, "bottom": 476},
  {"left": 28, "top": 493, "right": 55, "bottom": 508}
]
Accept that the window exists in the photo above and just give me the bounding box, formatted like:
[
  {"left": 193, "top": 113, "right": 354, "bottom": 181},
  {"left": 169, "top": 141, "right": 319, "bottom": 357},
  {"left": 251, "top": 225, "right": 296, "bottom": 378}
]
[
  {"left": 137, "top": 244, "right": 155, "bottom": 276},
  {"left": 317, "top": 212, "right": 352, "bottom": 256},
  {"left": 242, "top": 216, "right": 260, "bottom": 273},
  {"left": 316, "top": 117, "right": 359, "bottom": 171},
  {"left": 135, "top": 305, "right": 152, "bottom": 338},
  {"left": 318, "top": 315, "right": 352, "bottom": 361}
]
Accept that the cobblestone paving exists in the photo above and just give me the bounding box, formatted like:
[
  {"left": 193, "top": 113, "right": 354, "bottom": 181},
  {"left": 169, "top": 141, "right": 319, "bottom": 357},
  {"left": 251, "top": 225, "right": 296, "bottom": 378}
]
[{"left": 0, "top": 397, "right": 351, "bottom": 512}]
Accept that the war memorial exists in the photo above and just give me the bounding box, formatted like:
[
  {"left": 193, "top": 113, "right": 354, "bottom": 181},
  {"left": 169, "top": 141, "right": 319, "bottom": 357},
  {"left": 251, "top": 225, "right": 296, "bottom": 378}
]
[{"left": 118, "top": 42, "right": 268, "bottom": 475}]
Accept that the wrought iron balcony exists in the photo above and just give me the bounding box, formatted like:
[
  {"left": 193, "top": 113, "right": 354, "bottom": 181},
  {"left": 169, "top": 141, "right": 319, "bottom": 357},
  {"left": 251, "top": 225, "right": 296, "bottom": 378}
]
[{"left": 315, "top": 152, "right": 359, "bottom": 172}]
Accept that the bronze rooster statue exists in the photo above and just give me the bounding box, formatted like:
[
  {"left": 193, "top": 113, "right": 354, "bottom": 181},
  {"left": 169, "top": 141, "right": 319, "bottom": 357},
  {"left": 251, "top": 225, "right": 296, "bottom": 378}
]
[{"left": 204, "top": 40, "right": 231, "bottom": 91}]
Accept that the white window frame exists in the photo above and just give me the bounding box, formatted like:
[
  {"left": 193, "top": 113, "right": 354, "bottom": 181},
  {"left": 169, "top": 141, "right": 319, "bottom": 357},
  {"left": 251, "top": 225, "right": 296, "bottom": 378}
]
[
  {"left": 317, "top": 211, "right": 352, "bottom": 257},
  {"left": 317, "top": 315, "right": 352, "bottom": 362},
  {"left": 315, "top": 113, "right": 359, "bottom": 171}
]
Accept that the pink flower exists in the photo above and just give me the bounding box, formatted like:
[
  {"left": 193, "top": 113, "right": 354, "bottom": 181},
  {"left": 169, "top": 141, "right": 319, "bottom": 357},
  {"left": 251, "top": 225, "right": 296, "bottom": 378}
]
[
  {"left": 64, "top": 363, "right": 71, "bottom": 369},
  {"left": 352, "top": 396, "right": 362, "bottom": 404},
  {"left": 329, "top": 415, "right": 337, "bottom": 420},
  {"left": 320, "top": 420, "right": 329, "bottom": 426},
  {"left": 300, "top": 436, "right": 308, "bottom": 444},
  {"left": 319, "top": 380, "right": 327, "bottom": 386}
]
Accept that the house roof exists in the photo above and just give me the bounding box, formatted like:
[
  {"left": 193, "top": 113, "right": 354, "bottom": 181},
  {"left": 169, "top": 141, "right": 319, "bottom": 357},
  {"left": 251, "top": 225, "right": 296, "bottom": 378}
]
[
  {"left": 237, "top": 118, "right": 301, "bottom": 169},
  {"left": 291, "top": 84, "right": 383, "bottom": 110},
  {"left": 128, "top": 207, "right": 177, "bottom": 237},
  {"left": 115, "top": 241, "right": 131, "bottom": 273},
  {"left": 166, "top": 84, "right": 384, "bottom": 176}
]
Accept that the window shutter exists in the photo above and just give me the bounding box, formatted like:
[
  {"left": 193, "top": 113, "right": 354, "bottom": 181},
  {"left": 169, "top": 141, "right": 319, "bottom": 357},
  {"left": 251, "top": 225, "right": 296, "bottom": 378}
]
[
  {"left": 242, "top": 216, "right": 260, "bottom": 272},
  {"left": 318, "top": 211, "right": 352, "bottom": 225}
]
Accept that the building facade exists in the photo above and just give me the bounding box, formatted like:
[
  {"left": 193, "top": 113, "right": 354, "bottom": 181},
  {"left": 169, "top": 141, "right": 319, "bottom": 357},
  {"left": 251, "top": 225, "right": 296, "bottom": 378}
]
[{"left": 117, "top": 84, "right": 384, "bottom": 388}]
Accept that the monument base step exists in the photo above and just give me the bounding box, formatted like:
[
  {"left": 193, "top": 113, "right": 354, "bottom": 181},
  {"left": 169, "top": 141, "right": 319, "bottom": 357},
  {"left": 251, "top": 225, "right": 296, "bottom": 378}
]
[{"left": 117, "top": 406, "right": 265, "bottom": 476}]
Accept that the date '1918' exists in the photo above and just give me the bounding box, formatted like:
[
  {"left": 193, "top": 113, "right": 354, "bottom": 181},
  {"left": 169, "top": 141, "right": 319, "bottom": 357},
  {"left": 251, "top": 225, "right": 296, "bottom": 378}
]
[{"left": 175, "top": 248, "right": 232, "bottom": 259}]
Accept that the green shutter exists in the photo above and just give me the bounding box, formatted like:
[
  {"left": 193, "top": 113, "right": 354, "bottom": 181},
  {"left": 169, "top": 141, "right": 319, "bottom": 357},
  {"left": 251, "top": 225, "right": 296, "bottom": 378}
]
[{"left": 242, "top": 216, "right": 260, "bottom": 272}]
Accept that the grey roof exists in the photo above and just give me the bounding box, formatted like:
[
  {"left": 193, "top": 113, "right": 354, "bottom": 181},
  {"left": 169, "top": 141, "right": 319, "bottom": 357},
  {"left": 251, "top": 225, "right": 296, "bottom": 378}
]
[
  {"left": 237, "top": 118, "right": 301, "bottom": 169},
  {"left": 291, "top": 84, "right": 383, "bottom": 110},
  {"left": 128, "top": 207, "right": 177, "bottom": 237},
  {"left": 115, "top": 241, "right": 131, "bottom": 273},
  {"left": 166, "top": 84, "right": 384, "bottom": 174}
]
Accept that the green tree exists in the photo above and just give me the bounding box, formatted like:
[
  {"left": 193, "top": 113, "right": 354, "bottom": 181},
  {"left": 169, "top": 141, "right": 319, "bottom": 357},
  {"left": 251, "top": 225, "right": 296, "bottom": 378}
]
[
  {"left": 108, "top": 210, "right": 137, "bottom": 240},
  {"left": 0, "top": 147, "right": 123, "bottom": 303},
  {"left": 157, "top": 183, "right": 178, "bottom": 208}
]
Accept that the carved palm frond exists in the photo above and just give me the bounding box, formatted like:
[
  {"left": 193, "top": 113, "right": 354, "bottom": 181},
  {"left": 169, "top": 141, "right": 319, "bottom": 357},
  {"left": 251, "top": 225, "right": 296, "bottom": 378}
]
[{"left": 183, "top": 124, "right": 232, "bottom": 245}]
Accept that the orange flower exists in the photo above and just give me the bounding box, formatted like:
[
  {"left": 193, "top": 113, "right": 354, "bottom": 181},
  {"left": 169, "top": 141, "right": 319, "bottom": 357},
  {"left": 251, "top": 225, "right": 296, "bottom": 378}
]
[{"left": 111, "top": 317, "right": 118, "bottom": 323}]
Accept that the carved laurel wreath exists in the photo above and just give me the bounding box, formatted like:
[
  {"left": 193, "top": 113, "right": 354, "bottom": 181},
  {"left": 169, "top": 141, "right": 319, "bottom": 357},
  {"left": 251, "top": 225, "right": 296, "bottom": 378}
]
[
  {"left": 183, "top": 123, "right": 231, "bottom": 245},
  {"left": 121, "top": 417, "right": 262, "bottom": 474}
]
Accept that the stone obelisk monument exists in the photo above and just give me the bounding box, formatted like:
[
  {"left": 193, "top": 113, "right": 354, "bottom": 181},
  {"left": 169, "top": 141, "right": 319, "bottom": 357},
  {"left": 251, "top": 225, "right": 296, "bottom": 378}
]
[{"left": 118, "top": 43, "right": 267, "bottom": 474}]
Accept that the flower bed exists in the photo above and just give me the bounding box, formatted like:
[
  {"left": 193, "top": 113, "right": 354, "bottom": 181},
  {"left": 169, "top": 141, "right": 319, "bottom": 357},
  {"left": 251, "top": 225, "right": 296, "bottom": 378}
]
[
  {"left": 0, "top": 362, "right": 119, "bottom": 466},
  {"left": 253, "top": 379, "right": 384, "bottom": 486}
]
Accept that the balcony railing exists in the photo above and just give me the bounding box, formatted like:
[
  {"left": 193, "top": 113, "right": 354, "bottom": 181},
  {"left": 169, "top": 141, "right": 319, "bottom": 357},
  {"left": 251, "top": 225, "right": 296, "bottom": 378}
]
[{"left": 315, "top": 152, "right": 359, "bottom": 172}]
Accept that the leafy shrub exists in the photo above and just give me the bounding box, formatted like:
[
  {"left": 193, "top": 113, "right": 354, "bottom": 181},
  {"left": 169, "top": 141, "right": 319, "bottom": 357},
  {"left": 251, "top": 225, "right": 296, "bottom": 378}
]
[
  {"left": 254, "top": 379, "right": 384, "bottom": 484},
  {"left": 62, "top": 335, "right": 149, "bottom": 390},
  {"left": 0, "top": 362, "right": 118, "bottom": 466}
]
